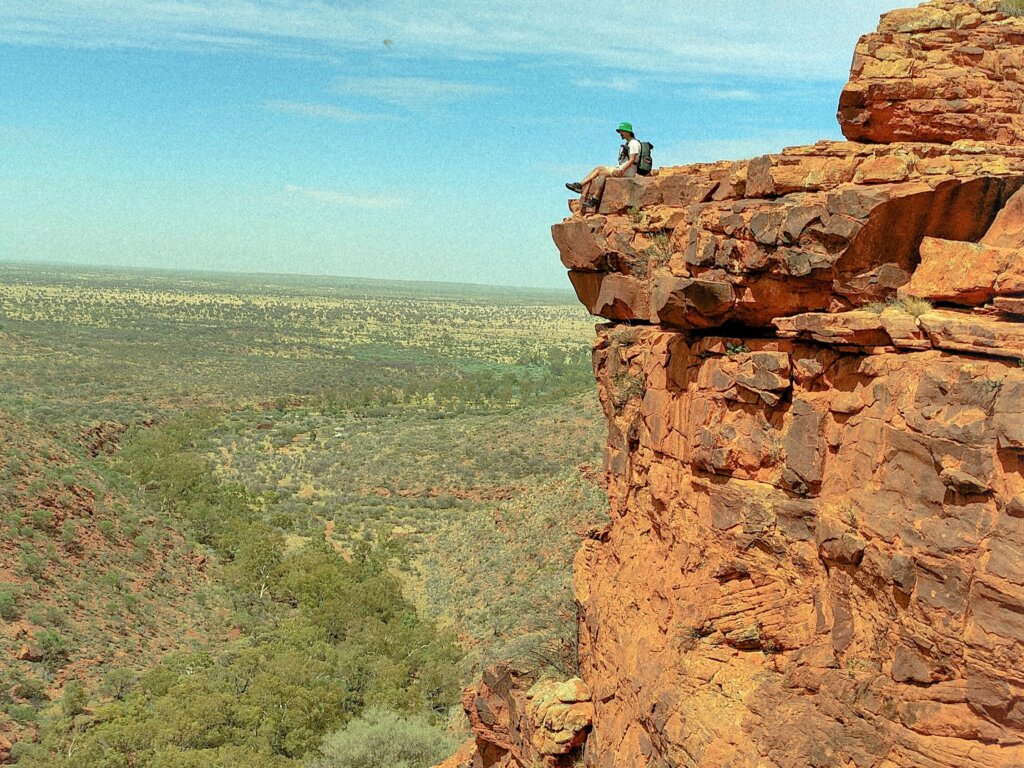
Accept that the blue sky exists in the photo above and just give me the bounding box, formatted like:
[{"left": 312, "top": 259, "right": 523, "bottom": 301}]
[{"left": 0, "top": 1, "right": 898, "bottom": 289}]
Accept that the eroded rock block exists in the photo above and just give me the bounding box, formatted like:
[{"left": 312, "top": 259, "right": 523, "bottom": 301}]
[
  {"left": 840, "top": 0, "right": 1024, "bottom": 145},
  {"left": 903, "top": 237, "right": 1024, "bottom": 305}
]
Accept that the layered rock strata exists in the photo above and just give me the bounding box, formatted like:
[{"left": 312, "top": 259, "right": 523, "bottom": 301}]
[
  {"left": 553, "top": 141, "right": 1024, "bottom": 329},
  {"left": 577, "top": 327, "right": 1024, "bottom": 767},
  {"left": 440, "top": 2, "right": 1024, "bottom": 767},
  {"left": 840, "top": 0, "right": 1024, "bottom": 144}
]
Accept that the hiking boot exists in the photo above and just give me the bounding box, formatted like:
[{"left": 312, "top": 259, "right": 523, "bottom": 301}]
[
  {"left": 565, "top": 182, "right": 583, "bottom": 193},
  {"left": 582, "top": 196, "right": 600, "bottom": 209}
]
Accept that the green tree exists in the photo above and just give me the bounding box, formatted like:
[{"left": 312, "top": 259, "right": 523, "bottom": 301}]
[
  {"left": 313, "top": 708, "right": 454, "bottom": 768},
  {"left": 223, "top": 523, "right": 285, "bottom": 600},
  {"left": 61, "top": 679, "right": 87, "bottom": 718}
]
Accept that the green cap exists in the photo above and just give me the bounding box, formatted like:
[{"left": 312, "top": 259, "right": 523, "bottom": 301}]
[{"left": 616, "top": 122, "right": 634, "bottom": 134}]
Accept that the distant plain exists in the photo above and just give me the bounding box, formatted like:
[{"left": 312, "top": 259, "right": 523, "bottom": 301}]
[{"left": 0, "top": 263, "right": 608, "bottom": 765}]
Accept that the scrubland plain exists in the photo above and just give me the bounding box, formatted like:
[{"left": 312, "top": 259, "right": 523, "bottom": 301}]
[{"left": 0, "top": 264, "right": 607, "bottom": 767}]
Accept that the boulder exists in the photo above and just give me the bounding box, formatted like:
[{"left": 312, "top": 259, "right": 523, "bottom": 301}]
[
  {"left": 839, "top": 0, "right": 1024, "bottom": 145},
  {"left": 902, "top": 237, "right": 1024, "bottom": 305},
  {"left": 15, "top": 644, "right": 42, "bottom": 663},
  {"left": 442, "top": 666, "right": 591, "bottom": 768},
  {"left": 994, "top": 296, "right": 1024, "bottom": 316}
]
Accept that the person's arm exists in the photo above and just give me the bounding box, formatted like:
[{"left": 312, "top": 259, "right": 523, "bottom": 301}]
[{"left": 614, "top": 142, "right": 640, "bottom": 176}]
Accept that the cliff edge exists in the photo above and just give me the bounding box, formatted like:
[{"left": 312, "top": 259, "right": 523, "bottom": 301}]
[{"left": 444, "top": 2, "right": 1024, "bottom": 766}]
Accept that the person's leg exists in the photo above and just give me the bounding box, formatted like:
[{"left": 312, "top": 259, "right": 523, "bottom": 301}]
[
  {"left": 568, "top": 165, "right": 604, "bottom": 195},
  {"left": 582, "top": 170, "right": 609, "bottom": 206},
  {"left": 580, "top": 166, "right": 603, "bottom": 185}
]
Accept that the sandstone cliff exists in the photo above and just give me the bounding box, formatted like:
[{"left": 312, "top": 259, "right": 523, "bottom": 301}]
[{"left": 443, "top": 2, "right": 1024, "bottom": 766}]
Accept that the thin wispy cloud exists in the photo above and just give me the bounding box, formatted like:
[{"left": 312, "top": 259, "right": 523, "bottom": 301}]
[
  {"left": 0, "top": 1, "right": 900, "bottom": 81},
  {"left": 264, "top": 100, "right": 390, "bottom": 123},
  {"left": 282, "top": 184, "right": 401, "bottom": 209},
  {"left": 574, "top": 77, "right": 635, "bottom": 92},
  {"left": 332, "top": 76, "right": 502, "bottom": 108},
  {"left": 700, "top": 88, "right": 759, "bottom": 101}
]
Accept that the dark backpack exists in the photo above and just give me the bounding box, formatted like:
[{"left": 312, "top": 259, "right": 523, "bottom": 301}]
[
  {"left": 620, "top": 139, "right": 654, "bottom": 175},
  {"left": 637, "top": 141, "right": 654, "bottom": 175}
]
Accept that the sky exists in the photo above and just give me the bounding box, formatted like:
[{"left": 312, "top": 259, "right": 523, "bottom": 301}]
[{"left": 0, "top": 1, "right": 900, "bottom": 289}]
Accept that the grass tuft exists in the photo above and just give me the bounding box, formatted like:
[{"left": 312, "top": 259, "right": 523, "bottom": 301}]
[
  {"left": 1000, "top": 0, "right": 1024, "bottom": 17},
  {"left": 642, "top": 233, "right": 673, "bottom": 269},
  {"left": 898, "top": 295, "right": 933, "bottom": 318},
  {"left": 863, "top": 295, "right": 932, "bottom": 318}
]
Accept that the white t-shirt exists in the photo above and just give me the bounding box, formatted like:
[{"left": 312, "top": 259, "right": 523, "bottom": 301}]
[{"left": 617, "top": 138, "right": 642, "bottom": 176}]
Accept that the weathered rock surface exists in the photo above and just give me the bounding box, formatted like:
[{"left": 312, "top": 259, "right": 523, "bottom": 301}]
[
  {"left": 576, "top": 328, "right": 1024, "bottom": 767},
  {"left": 437, "top": 666, "right": 592, "bottom": 768},
  {"left": 902, "top": 237, "right": 1024, "bottom": 304},
  {"left": 445, "top": 4, "right": 1024, "bottom": 767},
  {"left": 901, "top": 185, "right": 1024, "bottom": 305},
  {"left": 840, "top": 0, "right": 1024, "bottom": 145},
  {"left": 555, "top": 141, "right": 1024, "bottom": 329}
]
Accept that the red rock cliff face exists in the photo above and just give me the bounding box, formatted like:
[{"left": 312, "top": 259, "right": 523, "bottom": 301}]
[
  {"left": 557, "top": 2, "right": 1024, "bottom": 767},
  {"left": 439, "top": 3, "right": 1024, "bottom": 767}
]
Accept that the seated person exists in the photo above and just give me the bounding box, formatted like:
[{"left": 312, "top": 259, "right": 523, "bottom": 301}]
[{"left": 566, "top": 122, "right": 641, "bottom": 209}]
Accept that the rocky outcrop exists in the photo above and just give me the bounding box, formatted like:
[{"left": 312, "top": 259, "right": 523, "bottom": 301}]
[
  {"left": 839, "top": 0, "right": 1024, "bottom": 144},
  {"left": 558, "top": 2, "right": 1024, "bottom": 767},
  {"left": 554, "top": 141, "right": 1024, "bottom": 329},
  {"left": 439, "top": 666, "right": 592, "bottom": 768},
  {"left": 443, "top": 2, "right": 1024, "bottom": 767}
]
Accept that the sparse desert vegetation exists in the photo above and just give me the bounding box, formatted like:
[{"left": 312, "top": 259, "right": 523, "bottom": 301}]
[{"left": 0, "top": 264, "right": 608, "bottom": 766}]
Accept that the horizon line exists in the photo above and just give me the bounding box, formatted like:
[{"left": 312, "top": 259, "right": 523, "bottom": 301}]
[{"left": 0, "top": 258, "right": 579, "bottom": 297}]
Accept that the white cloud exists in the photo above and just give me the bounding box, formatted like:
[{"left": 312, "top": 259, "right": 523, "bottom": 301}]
[
  {"left": 574, "top": 76, "right": 635, "bottom": 92},
  {"left": 699, "top": 88, "right": 759, "bottom": 102},
  {"left": 331, "top": 76, "right": 502, "bottom": 108},
  {"left": 283, "top": 184, "right": 401, "bottom": 209},
  {"left": 264, "top": 100, "right": 390, "bottom": 122},
  {"left": 0, "top": 1, "right": 901, "bottom": 81}
]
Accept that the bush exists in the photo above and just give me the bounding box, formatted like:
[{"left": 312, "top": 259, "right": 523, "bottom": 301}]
[
  {"left": 21, "top": 551, "right": 47, "bottom": 579},
  {"left": 98, "top": 519, "right": 117, "bottom": 540},
  {"left": 61, "top": 680, "right": 87, "bottom": 718},
  {"left": 313, "top": 709, "right": 455, "bottom": 768},
  {"left": 36, "top": 629, "right": 70, "bottom": 668},
  {"left": 100, "top": 667, "right": 137, "bottom": 700},
  {"left": 61, "top": 521, "right": 80, "bottom": 550},
  {"left": 10, "top": 671, "right": 48, "bottom": 704},
  {"left": 0, "top": 590, "right": 18, "bottom": 620}
]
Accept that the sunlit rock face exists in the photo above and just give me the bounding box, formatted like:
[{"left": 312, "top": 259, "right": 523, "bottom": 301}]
[
  {"left": 840, "top": 0, "right": 1024, "bottom": 145},
  {"left": 558, "top": 2, "right": 1024, "bottom": 766},
  {"left": 579, "top": 327, "right": 1024, "bottom": 768},
  {"left": 437, "top": 3, "right": 1024, "bottom": 767}
]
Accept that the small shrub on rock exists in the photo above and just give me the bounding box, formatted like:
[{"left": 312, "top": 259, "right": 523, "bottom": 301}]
[{"left": 1000, "top": 0, "right": 1024, "bottom": 17}]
